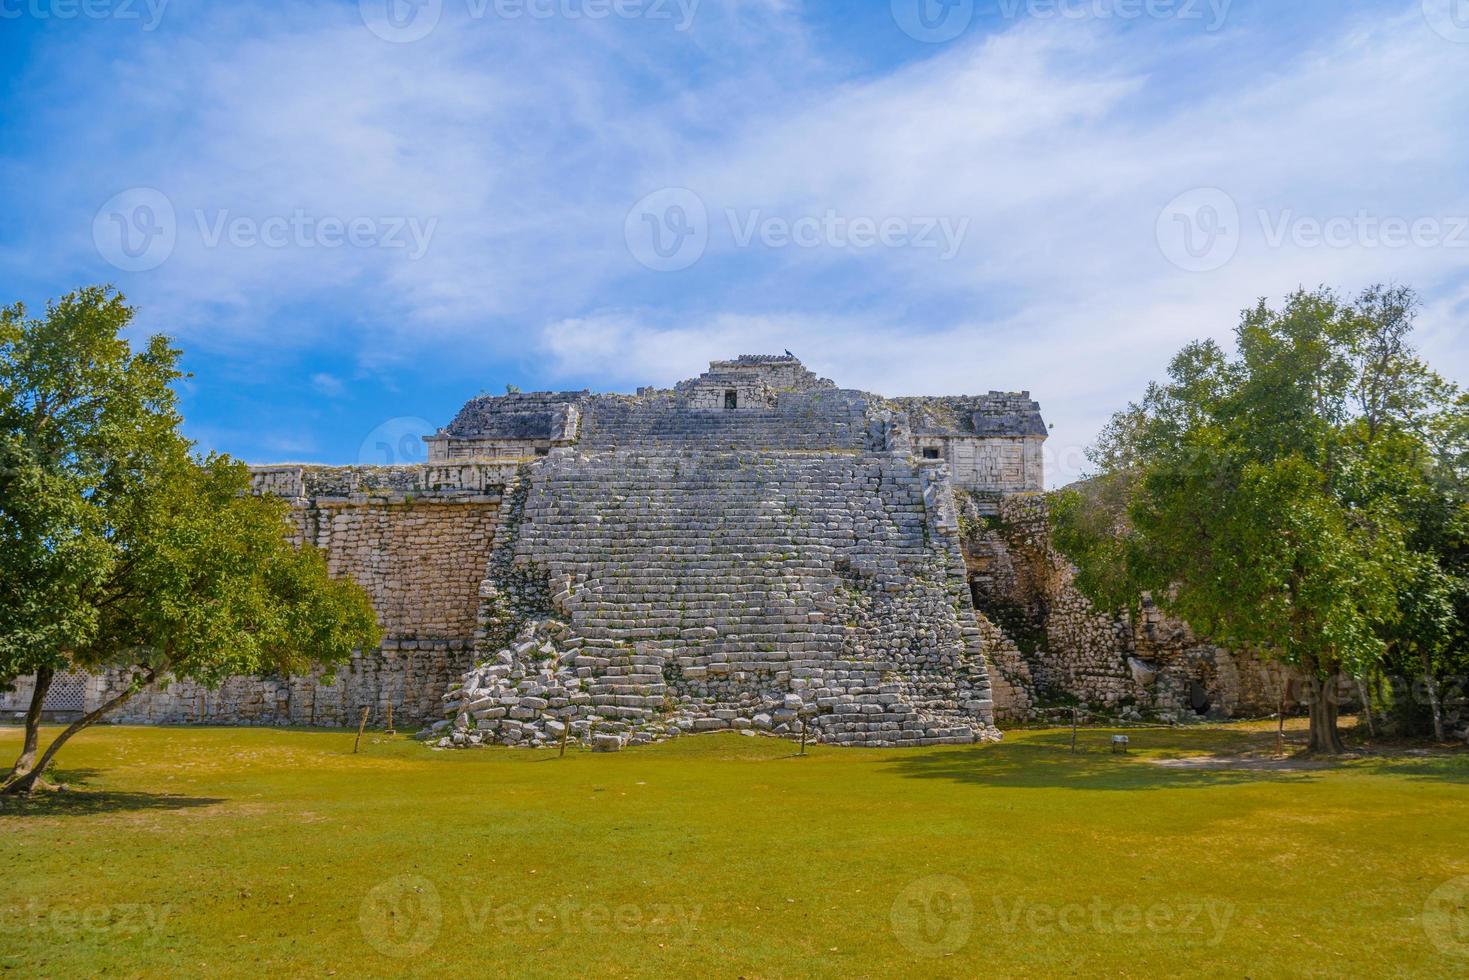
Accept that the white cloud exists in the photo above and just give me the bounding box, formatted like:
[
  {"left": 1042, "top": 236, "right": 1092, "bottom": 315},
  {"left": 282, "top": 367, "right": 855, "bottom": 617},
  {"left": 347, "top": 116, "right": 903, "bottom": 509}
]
[
  {"left": 310, "top": 372, "right": 346, "bottom": 397},
  {"left": 18, "top": 1, "right": 1466, "bottom": 483},
  {"left": 537, "top": 7, "right": 1469, "bottom": 484}
]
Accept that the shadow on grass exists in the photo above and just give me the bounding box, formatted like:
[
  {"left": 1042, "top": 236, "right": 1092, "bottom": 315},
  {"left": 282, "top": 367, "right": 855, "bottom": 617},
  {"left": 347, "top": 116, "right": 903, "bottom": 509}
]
[
  {"left": 884, "top": 730, "right": 1328, "bottom": 791},
  {"left": 0, "top": 768, "right": 223, "bottom": 817},
  {"left": 1348, "top": 755, "right": 1469, "bottom": 784}
]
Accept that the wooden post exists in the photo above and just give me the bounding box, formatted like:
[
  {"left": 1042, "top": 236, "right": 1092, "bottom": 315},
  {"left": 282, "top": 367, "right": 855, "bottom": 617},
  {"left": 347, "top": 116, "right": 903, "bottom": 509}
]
[
  {"left": 800, "top": 719, "right": 808, "bottom": 756},
  {"left": 1071, "top": 708, "right": 1079, "bottom": 754},
  {"left": 353, "top": 706, "right": 370, "bottom": 754},
  {"left": 558, "top": 720, "right": 570, "bottom": 758},
  {"left": 384, "top": 702, "right": 395, "bottom": 736}
]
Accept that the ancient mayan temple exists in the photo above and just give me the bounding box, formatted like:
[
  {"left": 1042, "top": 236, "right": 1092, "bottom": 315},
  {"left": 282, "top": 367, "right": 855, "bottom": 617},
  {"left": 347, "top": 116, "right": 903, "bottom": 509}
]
[
  {"left": 418, "top": 354, "right": 1049, "bottom": 747},
  {"left": 15, "top": 354, "right": 1284, "bottom": 745}
]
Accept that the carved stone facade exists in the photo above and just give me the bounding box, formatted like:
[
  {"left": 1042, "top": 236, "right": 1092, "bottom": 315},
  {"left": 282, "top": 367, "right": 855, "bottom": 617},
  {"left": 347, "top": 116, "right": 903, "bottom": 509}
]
[{"left": 892, "top": 393, "right": 1047, "bottom": 503}]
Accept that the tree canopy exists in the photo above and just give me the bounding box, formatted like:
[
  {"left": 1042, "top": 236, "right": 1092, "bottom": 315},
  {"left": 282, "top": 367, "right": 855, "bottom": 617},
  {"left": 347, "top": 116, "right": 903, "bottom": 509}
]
[
  {"left": 1, "top": 287, "right": 379, "bottom": 793},
  {"left": 1052, "top": 286, "right": 1467, "bottom": 753}
]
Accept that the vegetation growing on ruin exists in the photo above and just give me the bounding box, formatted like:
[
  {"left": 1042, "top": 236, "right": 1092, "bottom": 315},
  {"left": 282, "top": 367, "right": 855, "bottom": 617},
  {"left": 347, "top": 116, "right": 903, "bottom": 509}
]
[
  {"left": 1, "top": 723, "right": 1465, "bottom": 977},
  {"left": 975, "top": 596, "right": 1048, "bottom": 657}
]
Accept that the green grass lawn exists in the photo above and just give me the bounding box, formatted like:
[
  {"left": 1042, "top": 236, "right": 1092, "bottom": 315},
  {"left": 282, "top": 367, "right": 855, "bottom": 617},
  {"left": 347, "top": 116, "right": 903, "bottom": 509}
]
[{"left": 2, "top": 721, "right": 1466, "bottom": 978}]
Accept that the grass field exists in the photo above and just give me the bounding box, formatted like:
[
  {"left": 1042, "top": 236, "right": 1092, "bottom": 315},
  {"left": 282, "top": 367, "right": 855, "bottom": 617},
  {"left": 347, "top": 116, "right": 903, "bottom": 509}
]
[{"left": 2, "top": 721, "right": 1467, "bottom": 978}]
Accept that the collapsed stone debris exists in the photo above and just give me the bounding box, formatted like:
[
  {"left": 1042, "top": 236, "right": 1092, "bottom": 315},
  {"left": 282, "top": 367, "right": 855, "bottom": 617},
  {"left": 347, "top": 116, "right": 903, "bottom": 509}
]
[{"left": 430, "top": 619, "right": 835, "bottom": 750}]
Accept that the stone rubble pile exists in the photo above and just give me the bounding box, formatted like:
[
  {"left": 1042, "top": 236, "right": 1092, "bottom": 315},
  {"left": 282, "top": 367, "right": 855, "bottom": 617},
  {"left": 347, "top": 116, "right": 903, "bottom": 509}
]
[
  {"left": 427, "top": 619, "right": 641, "bottom": 750},
  {"left": 424, "top": 613, "right": 1002, "bottom": 750}
]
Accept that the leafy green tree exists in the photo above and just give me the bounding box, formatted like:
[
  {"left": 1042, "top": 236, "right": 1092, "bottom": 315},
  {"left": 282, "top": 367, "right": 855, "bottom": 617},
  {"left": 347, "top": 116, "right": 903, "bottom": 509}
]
[
  {"left": 2, "top": 288, "right": 379, "bottom": 794},
  {"left": 1, "top": 287, "right": 178, "bottom": 776},
  {"left": 1373, "top": 413, "right": 1468, "bottom": 739},
  {"left": 1053, "top": 286, "right": 1462, "bottom": 754}
]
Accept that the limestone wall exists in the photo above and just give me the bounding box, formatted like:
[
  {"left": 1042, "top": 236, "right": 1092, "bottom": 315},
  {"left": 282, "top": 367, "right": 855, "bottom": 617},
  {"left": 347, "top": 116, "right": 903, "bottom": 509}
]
[
  {"left": 102, "top": 467, "right": 505, "bottom": 728},
  {"left": 305, "top": 498, "right": 498, "bottom": 638}
]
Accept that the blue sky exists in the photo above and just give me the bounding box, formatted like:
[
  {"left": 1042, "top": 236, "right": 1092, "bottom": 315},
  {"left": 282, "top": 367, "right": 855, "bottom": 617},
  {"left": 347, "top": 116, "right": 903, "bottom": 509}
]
[{"left": 2, "top": 0, "right": 1467, "bottom": 483}]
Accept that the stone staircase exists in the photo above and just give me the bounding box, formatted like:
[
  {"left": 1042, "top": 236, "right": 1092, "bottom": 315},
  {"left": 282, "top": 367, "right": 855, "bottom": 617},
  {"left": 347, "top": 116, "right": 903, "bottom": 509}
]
[{"left": 468, "top": 433, "right": 998, "bottom": 746}]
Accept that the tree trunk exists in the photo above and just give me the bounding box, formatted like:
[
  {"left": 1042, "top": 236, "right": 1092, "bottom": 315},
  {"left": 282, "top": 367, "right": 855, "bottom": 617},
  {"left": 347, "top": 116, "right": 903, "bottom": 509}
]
[
  {"left": 1355, "top": 675, "right": 1376, "bottom": 738},
  {"left": 1422, "top": 650, "right": 1446, "bottom": 743},
  {"left": 1306, "top": 672, "right": 1346, "bottom": 755},
  {"left": 3, "top": 669, "right": 155, "bottom": 795},
  {"left": 8, "top": 666, "right": 54, "bottom": 779}
]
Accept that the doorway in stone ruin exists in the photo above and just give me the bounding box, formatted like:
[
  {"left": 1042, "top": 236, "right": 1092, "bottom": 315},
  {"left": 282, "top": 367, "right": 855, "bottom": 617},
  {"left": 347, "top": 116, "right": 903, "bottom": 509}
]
[
  {"left": 724, "top": 390, "right": 738, "bottom": 409},
  {"left": 1189, "top": 679, "right": 1212, "bottom": 716}
]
